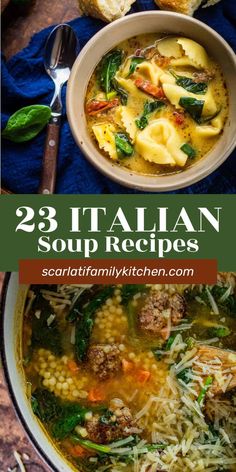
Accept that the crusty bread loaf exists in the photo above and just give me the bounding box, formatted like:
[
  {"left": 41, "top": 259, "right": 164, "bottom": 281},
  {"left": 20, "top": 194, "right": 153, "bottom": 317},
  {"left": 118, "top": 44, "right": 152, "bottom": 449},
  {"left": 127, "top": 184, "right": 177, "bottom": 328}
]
[
  {"left": 154, "top": 0, "right": 203, "bottom": 16},
  {"left": 154, "top": 0, "right": 221, "bottom": 16},
  {"left": 78, "top": 0, "right": 135, "bottom": 23}
]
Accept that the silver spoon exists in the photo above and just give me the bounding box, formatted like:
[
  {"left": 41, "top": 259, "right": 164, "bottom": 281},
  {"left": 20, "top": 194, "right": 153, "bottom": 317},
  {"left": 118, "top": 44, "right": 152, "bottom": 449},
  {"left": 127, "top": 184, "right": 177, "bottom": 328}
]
[{"left": 38, "top": 24, "right": 79, "bottom": 194}]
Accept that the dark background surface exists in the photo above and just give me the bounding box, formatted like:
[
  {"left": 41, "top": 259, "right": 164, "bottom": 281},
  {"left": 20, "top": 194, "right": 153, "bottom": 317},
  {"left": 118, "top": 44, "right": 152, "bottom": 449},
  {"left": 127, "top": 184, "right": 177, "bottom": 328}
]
[{"left": 2, "top": 0, "right": 80, "bottom": 60}]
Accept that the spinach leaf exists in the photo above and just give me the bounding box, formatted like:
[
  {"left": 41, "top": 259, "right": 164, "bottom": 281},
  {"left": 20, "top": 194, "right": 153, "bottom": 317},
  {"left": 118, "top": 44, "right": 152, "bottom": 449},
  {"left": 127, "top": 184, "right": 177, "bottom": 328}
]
[
  {"left": 127, "top": 56, "right": 145, "bottom": 77},
  {"left": 75, "top": 286, "right": 115, "bottom": 361},
  {"left": 208, "top": 326, "right": 231, "bottom": 338},
  {"left": 31, "top": 388, "right": 61, "bottom": 422},
  {"left": 136, "top": 100, "right": 165, "bottom": 129},
  {"left": 32, "top": 388, "right": 106, "bottom": 440},
  {"left": 31, "top": 293, "right": 62, "bottom": 356},
  {"left": 52, "top": 404, "right": 90, "bottom": 440},
  {"left": 115, "top": 133, "right": 134, "bottom": 157},
  {"left": 120, "top": 285, "right": 147, "bottom": 306},
  {"left": 136, "top": 116, "right": 149, "bottom": 130},
  {"left": 99, "top": 50, "right": 123, "bottom": 95},
  {"left": 67, "top": 286, "right": 102, "bottom": 323},
  {"left": 71, "top": 434, "right": 166, "bottom": 456},
  {"left": 176, "top": 368, "right": 192, "bottom": 384},
  {"left": 164, "top": 335, "right": 176, "bottom": 351},
  {"left": 112, "top": 78, "right": 128, "bottom": 105},
  {"left": 53, "top": 405, "right": 107, "bottom": 441},
  {"left": 2, "top": 105, "right": 51, "bottom": 143},
  {"left": 179, "top": 97, "right": 204, "bottom": 123},
  {"left": 170, "top": 70, "right": 207, "bottom": 94},
  {"left": 181, "top": 143, "right": 196, "bottom": 159}
]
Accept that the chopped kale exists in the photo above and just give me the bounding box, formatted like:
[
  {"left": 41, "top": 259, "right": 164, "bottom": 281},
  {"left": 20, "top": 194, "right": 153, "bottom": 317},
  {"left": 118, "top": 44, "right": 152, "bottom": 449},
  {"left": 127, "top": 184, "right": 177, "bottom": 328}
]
[
  {"left": 31, "top": 388, "right": 61, "bottom": 422},
  {"left": 31, "top": 292, "right": 62, "bottom": 356},
  {"left": 32, "top": 388, "right": 106, "bottom": 440},
  {"left": 75, "top": 286, "right": 115, "bottom": 362},
  {"left": 120, "top": 285, "right": 147, "bottom": 306}
]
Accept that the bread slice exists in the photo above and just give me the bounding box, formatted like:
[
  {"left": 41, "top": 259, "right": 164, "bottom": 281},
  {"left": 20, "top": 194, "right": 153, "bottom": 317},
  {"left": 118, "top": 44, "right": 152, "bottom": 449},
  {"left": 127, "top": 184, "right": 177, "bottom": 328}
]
[
  {"left": 154, "top": 0, "right": 203, "bottom": 16},
  {"left": 78, "top": 0, "right": 135, "bottom": 23}
]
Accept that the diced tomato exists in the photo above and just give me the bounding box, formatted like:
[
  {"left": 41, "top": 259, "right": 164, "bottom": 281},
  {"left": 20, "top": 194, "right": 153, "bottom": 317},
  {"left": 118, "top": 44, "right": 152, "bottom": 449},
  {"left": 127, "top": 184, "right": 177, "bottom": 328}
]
[
  {"left": 134, "top": 78, "right": 165, "bottom": 99},
  {"left": 88, "top": 387, "right": 105, "bottom": 403},
  {"left": 173, "top": 112, "right": 185, "bottom": 125},
  {"left": 86, "top": 98, "right": 119, "bottom": 116},
  {"left": 136, "top": 370, "right": 151, "bottom": 384},
  {"left": 67, "top": 359, "right": 80, "bottom": 373},
  {"left": 122, "top": 359, "right": 134, "bottom": 373},
  {"left": 67, "top": 444, "right": 88, "bottom": 458}
]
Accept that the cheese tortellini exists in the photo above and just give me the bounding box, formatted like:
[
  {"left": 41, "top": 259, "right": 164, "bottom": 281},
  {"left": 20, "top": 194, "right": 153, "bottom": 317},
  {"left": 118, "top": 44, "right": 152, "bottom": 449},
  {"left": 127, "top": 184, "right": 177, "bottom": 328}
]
[
  {"left": 92, "top": 124, "right": 117, "bottom": 160},
  {"left": 85, "top": 33, "right": 228, "bottom": 177},
  {"left": 196, "top": 111, "right": 225, "bottom": 137},
  {"left": 117, "top": 106, "right": 137, "bottom": 142},
  {"left": 136, "top": 119, "right": 188, "bottom": 167},
  {"left": 162, "top": 83, "right": 218, "bottom": 117}
]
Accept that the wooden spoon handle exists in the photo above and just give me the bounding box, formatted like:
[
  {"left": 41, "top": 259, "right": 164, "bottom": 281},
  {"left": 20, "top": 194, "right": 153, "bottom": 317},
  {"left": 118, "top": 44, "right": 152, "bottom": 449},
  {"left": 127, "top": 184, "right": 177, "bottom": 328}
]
[{"left": 38, "top": 117, "right": 61, "bottom": 194}]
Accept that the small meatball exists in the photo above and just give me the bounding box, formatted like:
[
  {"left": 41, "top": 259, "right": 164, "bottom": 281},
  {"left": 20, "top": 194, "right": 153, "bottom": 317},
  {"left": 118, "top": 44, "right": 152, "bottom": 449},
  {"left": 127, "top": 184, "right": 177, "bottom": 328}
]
[
  {"left": 171, "top": 293, "right": 186, "bottom": 324},
  {"left": 87, "top": 344, "right": 121, "bottom": 381},
  {"left": 139, "top": 291, "right": 186, "bottom": 336},
  {"left": 86, "top": 402, "right": 139, "bottom": 444}
]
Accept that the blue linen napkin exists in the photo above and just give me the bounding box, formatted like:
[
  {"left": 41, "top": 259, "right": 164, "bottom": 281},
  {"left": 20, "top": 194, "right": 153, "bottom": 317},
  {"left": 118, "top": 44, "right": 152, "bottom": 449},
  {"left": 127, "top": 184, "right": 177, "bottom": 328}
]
[{"left": 1, "top": 0, "right": 236, "bottom": 194}]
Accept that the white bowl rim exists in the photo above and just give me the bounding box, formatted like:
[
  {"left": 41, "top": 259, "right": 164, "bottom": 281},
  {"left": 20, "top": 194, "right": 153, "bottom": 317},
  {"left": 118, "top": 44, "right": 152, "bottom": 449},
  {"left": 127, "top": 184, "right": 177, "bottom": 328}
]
[
  {"left": 0, "top": 273, "right": 58, "bottom": 472},
  {"left": 67, "top": 10, "right": 236, "bottom": 192}
]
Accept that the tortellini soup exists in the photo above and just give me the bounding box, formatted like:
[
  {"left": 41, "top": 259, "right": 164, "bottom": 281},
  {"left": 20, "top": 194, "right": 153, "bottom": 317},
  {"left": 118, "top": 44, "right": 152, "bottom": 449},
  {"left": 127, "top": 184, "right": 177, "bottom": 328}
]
[{"left": 85, "top": 35, "right": 228, "bottom": 176}]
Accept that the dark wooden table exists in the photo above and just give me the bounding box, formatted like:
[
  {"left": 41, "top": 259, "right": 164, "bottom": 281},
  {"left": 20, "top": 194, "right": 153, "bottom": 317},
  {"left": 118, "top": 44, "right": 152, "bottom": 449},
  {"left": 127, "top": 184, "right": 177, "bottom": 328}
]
[
  {"left": 0, "top": 272, "right": 50, "bottom": 470},
  {"left": 2, "top": 0, "right": 80, "bottom": 60},
  {"left": 1, "top": 5, "right": 81, "bottom": 469}
]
